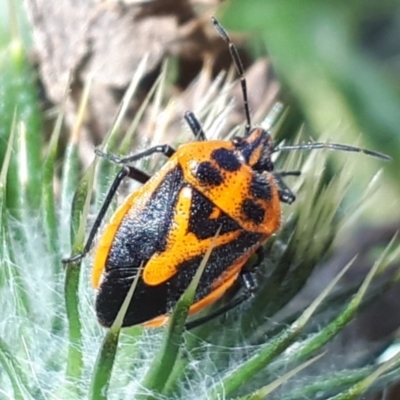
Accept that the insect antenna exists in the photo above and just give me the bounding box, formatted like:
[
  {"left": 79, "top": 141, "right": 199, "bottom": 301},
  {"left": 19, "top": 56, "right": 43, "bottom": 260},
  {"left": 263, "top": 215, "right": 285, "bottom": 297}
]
[
  {"left": 212, "top": 17, "right": 252, "bottom": 136},
  {"left": 273, "top": 142, "right": 391, "bottom": 161}
]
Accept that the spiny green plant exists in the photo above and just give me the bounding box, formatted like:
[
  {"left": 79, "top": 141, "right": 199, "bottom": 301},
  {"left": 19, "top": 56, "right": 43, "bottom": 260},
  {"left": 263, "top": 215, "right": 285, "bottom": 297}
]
[{"left": 1, "top": 2, "right": 400, "bottom": 400}]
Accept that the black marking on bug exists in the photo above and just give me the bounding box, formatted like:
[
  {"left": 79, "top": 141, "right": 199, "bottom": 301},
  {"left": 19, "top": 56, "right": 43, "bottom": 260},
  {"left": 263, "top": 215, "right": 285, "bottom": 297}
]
[
  {"left": 96, "top": 267, "right": 169, "bottom": 328},
  {"left": 188, "top": 189, "right": 241, "bottom": 240},
  {"left": 241, "top": 199, "right": 265, "bottom": 224},
  {"left": 96, "top": 230, "right": 262, "bottom": 327},
  {"left": 195, "top": 161, "right": 223, "bottom": 186},
  {"left": 211, "top": 148, "right": 241, "bottom": 172},
  {"left": 106, "top": 165, "right": 184, "bottom": 269},
  {"left": 250, "top": 173, "right": 272, "bottom": 201},
  {"left": 96, "top": 165, "right": 185, "bottom": 327},
  {"left": 171, "top": 231, "right": 262, "bottom": 302}
]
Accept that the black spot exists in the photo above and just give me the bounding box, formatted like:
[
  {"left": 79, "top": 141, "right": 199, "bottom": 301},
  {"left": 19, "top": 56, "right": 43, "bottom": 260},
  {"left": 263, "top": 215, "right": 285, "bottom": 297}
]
[
  {"left": 96, "top": 267, "right": 169, "bottom": 328},
  {"left": 188, "top": 190, "right": 240, "bottom": 239},
  {"left": 211, "top": 148, "right": 241, "bottom": 172},
  {"left": 250, "top": 174, "right": 272, "bottom": 201},
  {"left": 241, "top": 199, "right": 265, "bottom": 224},
  {"left": 195, "top": 161, "right": 223, "bottom": 186}
]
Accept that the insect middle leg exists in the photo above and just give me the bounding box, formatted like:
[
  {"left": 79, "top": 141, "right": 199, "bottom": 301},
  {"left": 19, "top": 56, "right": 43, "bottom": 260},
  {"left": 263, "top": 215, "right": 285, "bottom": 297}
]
[
  {"left": 185, "top": 271, "right": 257, "bottom": 330},
  {"left": 95, "top": 110, "right": 207, "bottom": 166},
  {"left": 185, "top": 251, "right": 263, "bottom": 331},
  {"left": 95, "top": 144, "right": 176, "bottom": 165}
]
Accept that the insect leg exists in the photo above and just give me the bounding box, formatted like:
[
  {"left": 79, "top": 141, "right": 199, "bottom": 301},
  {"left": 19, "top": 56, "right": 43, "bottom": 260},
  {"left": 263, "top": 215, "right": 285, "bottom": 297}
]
[
  {"left": 253, "top": 245, "right": 265, "bottom": 266},
  {"left": 273, "top": 173, "right": 296, "bottom": 204},
  {"left": 62, "top": 166, "right": 150, "bottom": 264},
  {"left": 185, "top": 270, "right": 257, "bottom": 330},
  {"left": 184, "top": 111, "right": 207, "bottom": 141},
  {"left": 95, "top": 144, "right": 176, "bottom": 165},
  {"left": 274, "top": 170, "right": 301, "bottom": 177}
]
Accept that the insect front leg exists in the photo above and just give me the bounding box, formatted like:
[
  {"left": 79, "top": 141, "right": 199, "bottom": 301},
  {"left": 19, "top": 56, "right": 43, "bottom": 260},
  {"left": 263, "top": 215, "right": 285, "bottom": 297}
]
[
  {"left": 184, "top": 111, "right": 207, "bottom": 141},
  {"left": 273, "top": 173, "right": 296, "bottom": 204},
  {"left": 62, "top": 166, "right": 150, "bottom": 264}
]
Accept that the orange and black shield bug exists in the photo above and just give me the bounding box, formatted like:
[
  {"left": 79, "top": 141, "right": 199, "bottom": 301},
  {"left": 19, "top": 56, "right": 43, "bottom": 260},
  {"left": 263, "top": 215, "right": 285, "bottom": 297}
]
[{"left": 63, "top": 18, "right": 390, "bottom": 329}]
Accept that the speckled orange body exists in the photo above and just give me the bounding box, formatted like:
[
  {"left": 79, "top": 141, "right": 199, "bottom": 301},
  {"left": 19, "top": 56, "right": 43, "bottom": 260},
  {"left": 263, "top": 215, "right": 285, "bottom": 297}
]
[{"left": 92, "top": 128, "right": 282, "bottom": 328}]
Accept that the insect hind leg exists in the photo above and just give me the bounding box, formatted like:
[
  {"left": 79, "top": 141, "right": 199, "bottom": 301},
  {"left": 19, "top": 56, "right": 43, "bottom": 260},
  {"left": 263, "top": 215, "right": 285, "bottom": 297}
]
[
  {"left": 185, "top": 270, "right": 257, "bottom": 330},
  {"left": 62, "top": 165, "right": 150, "bottom": 264}
]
